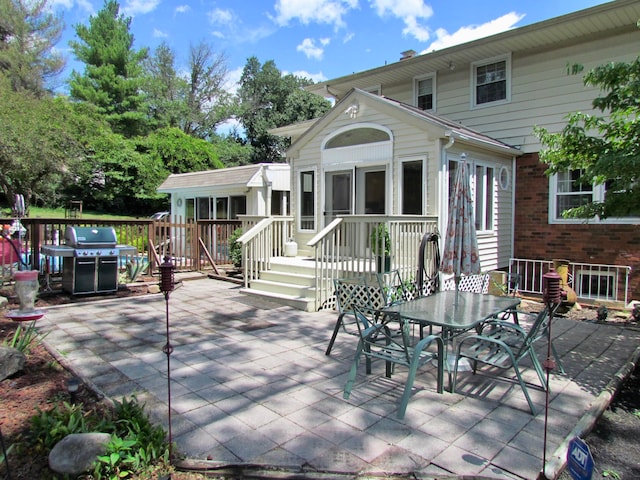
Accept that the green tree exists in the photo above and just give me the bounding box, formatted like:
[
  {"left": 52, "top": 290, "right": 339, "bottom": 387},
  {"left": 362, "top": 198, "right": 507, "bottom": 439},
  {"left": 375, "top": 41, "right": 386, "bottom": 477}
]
[
  {"left": 0, "top": 77, "right": 105, "bottom": 209},
  {"left": 536, "top": 57, "right": 640, "bottom": 218},
  {"left": 68, "top": 0, "right": 148, "bottom": 137},
  {"left": 238, "top": 56, "right": 331, "bottom": 163},
  {"left": 0, "top": 0, "right": 64, "bottom": 95},
  {"left": 143, "top": 41, "right": 187, "bottom": 131},
  {"left": 182, "top": 41, "right": 237, "bottom": 139},
  {"left": 138, "top": 127, "right": 224, "bottom": 174}
]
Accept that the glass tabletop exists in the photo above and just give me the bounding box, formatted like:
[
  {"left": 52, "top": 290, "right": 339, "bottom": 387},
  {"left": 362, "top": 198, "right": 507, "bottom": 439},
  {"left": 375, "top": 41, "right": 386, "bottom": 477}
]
[{"left": 382, "top": 291, "right": 520, "bottom": 330}]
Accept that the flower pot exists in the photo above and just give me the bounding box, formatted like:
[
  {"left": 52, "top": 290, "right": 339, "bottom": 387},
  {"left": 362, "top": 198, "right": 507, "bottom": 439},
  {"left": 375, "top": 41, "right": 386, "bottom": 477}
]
[
  {"left": 14, "top": 270, "right": 39, "bottom": 312},
  {"left": 376, "top": 255, "right": 391, "bottom": 273}
]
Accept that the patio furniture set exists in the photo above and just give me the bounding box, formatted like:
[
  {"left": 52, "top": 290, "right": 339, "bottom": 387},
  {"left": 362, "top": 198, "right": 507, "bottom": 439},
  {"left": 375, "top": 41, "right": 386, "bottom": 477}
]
[{"left": 328, "top": 270, "right": 563, "bottom": 419}]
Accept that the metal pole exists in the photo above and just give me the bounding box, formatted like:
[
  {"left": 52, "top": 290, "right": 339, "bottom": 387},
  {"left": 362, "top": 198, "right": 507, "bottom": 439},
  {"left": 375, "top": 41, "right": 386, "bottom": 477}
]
[{"left": 159, "top": 257, "right": 175, "bottom": 465}]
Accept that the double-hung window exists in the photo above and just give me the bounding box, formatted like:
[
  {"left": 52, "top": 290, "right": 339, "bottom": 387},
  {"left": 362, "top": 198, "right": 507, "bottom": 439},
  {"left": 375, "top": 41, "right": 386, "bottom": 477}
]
[
  {"left": 549, "top": 170, "right": 639, "bottom": 224},
  {"left": 475, "top": 164, "right": 495, "bottom": 231},
  {"left": 414, "top": 74, "right": 435, "bottom": 111},
  {"left": 472, "top": 55, "right": 510, "bottom": 107}
]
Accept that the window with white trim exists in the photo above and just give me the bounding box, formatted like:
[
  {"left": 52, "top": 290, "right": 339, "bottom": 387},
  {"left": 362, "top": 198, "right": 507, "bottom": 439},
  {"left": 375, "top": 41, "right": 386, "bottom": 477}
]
[
  {"left": 300, "top": 171, "right": 315, "bottom": 231},
  {"left": 475, "top": 164, "right": 494, "bottom": 231},
  {"left": 447, "top": 160, "right": 495, "bottom": 232},
  {"left": 414, "top": 74, "right": 435, "bottom": 111},
  {"left": 576, "top": 270, "right": 616, "bottom": 301},
  {"left": 402, "top": 159, "right": 424, "bottom": 214},
  {"left": 549, "top": 170, "right": 639, "bottom": 223},
  {"left": 472, "top": 55, "right": 510, "bottom": 106}
]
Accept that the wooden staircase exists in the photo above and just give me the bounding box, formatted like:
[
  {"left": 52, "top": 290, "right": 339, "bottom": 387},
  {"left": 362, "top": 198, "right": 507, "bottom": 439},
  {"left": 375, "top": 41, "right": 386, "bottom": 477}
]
[{"left": 240, "top": 256, "right": 323, "bottom": 312}]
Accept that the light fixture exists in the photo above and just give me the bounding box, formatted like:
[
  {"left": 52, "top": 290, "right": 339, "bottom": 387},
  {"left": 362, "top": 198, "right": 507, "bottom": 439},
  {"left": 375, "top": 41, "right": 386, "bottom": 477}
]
[
  {"left": 67, "top": 377, "right": 80, "bottom": 403},
  {"left": 448, "top": 61, "right": 456, "bottom": 71},
  {"left": 344, "top": 102, "right": 359, "bottom": 119}
]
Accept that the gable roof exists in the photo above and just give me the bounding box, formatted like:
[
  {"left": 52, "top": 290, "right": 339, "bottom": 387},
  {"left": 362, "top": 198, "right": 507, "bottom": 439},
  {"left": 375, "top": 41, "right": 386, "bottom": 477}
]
[
  {"left": 307, "top": 0, "right": 640, "bottom": 99},
  {"left": 158, "top": 163, "right": 289, "bottom": 192},
  {"left": 287, "top": 89, "right": 520, "bottom": 157}
]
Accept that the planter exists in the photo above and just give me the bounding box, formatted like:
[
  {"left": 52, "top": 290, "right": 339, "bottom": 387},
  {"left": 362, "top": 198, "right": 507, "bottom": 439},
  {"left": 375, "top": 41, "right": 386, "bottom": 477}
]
[{"left": 376, "top": 255, "right": 391, "bottom": 273}]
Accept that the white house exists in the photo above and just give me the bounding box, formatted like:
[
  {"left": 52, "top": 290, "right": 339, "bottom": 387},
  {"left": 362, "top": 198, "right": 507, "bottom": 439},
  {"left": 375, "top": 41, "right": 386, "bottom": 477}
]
[
  {"left": 158, "top": 163, "right": 291, "bottom": 222},
  {"left": 263, "top": 0, "right": 639, "bottom": 306}
]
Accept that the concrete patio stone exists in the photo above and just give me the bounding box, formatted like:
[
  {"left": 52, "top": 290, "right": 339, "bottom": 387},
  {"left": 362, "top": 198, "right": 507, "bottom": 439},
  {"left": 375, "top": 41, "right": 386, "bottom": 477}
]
[{"left": 37, "top": 276, "right": 640, "bottom": 480}]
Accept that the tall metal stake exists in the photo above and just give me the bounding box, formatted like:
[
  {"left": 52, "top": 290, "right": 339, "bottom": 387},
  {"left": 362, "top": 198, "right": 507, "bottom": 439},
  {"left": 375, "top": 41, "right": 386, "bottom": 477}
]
[
  {"left": 159, "top": 256, "right": 175, "bottom": 464},
  {"left": 538, "top": 269, "right": 563, "bottom": 480}
]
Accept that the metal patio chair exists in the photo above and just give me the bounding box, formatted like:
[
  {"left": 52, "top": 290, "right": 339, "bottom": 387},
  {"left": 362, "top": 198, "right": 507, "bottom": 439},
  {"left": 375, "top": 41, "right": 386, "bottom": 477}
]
[
  {"left": 452, "top": 305, "right": 563, "bottom": 415},
  {"left": 343, "top": 305, "right": 444, "bottom": 419},
  {"left": 325, "top": 276, "right": 387, "bottom": 356}
]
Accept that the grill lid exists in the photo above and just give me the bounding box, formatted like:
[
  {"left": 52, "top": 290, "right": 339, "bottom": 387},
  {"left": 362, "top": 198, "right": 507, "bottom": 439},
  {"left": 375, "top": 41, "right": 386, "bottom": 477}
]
[{"left": 65, "top": 226, "right": 117, "bottom": 247}]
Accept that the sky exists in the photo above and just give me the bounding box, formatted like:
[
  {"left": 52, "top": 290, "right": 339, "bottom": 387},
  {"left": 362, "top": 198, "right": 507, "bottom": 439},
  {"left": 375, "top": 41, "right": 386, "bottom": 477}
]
[{"left": 49, "top": 0, "right": 607, "bottom": 93}]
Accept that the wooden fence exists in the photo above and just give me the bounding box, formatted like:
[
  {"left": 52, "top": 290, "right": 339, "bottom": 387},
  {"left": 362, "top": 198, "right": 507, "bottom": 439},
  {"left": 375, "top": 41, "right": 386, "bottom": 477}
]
[{"left": 0, "top": 217, "right": 242, "bottom": 283}]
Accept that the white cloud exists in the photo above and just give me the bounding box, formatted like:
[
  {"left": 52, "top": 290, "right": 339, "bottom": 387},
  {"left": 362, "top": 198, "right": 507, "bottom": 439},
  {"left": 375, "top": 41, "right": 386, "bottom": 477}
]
[
  {"left": 50, "top": 0, "right": 93, "bottom": 13},
  {"left": 153, "top": 28, "right": 167, "bottom": 38},
  {"left": 224, "top": 66, "right": 244, "bottom": 95},
  {"left": 297, "top": 38, "right": 329, "bottom": 60},
  {"left": 343, "top": 32, "right": 355, "bottom": 43},
  {"left": 122, "top": 0, "right": 161, "bottom": 16},
  {"left": 291, "top": 70, "right": 328, "bottom": 83},
  {"left": 208, "top": 8, "right": 235, "bottom": 26},
  {"left": 370, "top": 0, "right": 433, "bottom": 41},
  {"left": 175, "top": 5, "right": 190, "bottom": 14},
  {"left": 422, "top": 12, "right": 525, "bottom": 52},
  {"left": 272, "top": 0, "right": 359, "bottom": 29}
]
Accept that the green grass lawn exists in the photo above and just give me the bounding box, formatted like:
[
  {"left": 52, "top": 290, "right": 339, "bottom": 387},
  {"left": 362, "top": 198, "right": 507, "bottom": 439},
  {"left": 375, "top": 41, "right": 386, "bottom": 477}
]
[{"left": 2, "top": 206, "right": 141, "bottom": 220}]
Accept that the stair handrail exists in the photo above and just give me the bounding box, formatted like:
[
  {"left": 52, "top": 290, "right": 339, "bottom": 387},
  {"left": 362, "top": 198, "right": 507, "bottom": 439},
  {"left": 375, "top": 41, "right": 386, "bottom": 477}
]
[{"left": 236, "top": 218, "right": 275, "bottom": 288}]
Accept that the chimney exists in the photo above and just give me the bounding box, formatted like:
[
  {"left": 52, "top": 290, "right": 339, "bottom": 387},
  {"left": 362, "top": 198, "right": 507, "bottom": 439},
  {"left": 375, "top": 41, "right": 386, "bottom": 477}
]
[{"left": 400, "top": 50, "right": 416, "bottom": 61}]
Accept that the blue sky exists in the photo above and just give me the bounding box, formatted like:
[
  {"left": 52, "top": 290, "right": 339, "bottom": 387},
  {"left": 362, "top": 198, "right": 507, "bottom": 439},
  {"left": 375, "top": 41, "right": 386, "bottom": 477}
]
[{"left": 50, "top": 0, "right": 606, "bottom": 92}]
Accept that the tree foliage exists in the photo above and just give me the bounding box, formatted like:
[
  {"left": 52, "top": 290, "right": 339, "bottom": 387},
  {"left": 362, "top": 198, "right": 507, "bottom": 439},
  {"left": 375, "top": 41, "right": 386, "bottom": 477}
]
[
  {"left": 0, "top": 0, "right": 64, "bottom": 95},
  {"left": 68, "top": 0, "right": 148, "bottom": 137},
  {"left": 238, "top": 56, "right": 331, "bottom": 163},
  {"left": 143, "top": 41, "right": 188, "bottom": 131},
  {"left": 138, "top": 127, "right": 224, "bottom": 174},
  {"left": 0, "top": 77, "right": 105, "bottom": 209},
  {"left": 536, "top": 57, "right": 640, "bottom": 218}
]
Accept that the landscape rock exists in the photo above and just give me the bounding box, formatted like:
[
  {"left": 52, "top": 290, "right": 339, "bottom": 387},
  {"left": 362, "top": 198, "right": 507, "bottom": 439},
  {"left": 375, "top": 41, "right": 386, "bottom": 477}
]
[
  {"left": 147, "top": 284, "right": 161, "bottom": 294},
  {"left": 48, "top": 432, "right": 111, "bottom": 475},
  {"left": 0, "top": 346, "right": 26, "bottom": 381},
  {"left": 0, "top": 295, "right": 7, "bottom": 309}
]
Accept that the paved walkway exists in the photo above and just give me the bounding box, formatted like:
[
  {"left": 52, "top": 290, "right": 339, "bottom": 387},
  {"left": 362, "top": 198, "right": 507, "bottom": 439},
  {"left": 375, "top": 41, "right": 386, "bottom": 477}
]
[{"left": 37, "top": 277, "right": 640, "bottom": 479}]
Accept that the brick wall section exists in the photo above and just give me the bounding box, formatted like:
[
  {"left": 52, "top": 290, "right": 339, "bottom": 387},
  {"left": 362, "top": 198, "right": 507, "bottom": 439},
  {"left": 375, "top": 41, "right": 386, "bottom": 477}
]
[{"left": 514, "top": 153, "right": 640, "bottom": 302}]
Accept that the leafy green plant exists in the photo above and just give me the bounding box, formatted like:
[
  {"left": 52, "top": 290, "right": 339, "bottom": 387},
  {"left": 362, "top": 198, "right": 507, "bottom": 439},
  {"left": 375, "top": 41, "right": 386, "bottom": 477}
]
[
  {"left": 125, "top": 257, "right": 149, "bottom": 282},
  {"left": 22, "top": 396, "right": 169, "bottom": 478},
  {"left": 3, "top": 320, "right": 48, "bottom": 354},
  {"left": 602, "top": 469, "right": 621, "bottom": 479},
  {"left": 229, "top": 227, "right": 243, "bottom": 267},
  {"left": 370, "top": 223, "right": 391, "bottom": 257}
]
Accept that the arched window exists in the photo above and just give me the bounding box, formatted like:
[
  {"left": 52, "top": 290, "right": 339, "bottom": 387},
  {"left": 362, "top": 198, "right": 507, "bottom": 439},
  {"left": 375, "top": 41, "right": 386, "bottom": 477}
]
[{"left": 324, "top": 127, "right": 390, "bottom": 149}]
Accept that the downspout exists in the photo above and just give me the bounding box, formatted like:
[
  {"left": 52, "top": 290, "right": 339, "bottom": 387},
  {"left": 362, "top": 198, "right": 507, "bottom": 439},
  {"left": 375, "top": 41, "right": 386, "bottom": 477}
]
[{"left": 440, "top": 132, "right": 456, "bottom": 236}]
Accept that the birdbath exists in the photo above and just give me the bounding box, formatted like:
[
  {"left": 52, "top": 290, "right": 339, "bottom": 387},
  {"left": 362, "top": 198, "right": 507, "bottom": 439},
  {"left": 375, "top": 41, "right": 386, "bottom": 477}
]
[{"left": 5, "top": 270, "right": 45, "bottom": 322}]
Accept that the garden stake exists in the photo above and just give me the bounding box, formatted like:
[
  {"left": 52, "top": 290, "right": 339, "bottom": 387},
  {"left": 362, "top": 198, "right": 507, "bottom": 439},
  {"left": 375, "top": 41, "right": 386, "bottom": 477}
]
[
  {"left": 160, "top": 256, "right": 175, "bottom": 465},
  {"left": 537, "top": 269, "right": 563, "bottom": 480}
]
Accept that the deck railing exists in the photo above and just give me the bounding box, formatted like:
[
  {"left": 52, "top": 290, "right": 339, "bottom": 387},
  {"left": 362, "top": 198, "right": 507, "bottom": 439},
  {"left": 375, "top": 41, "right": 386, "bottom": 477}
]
[
  {"left": 236, "top": 216, "right": 294, "bottom": 288},
  {"left": 509, "top": 258, "right": 631, "bottom": 305},
  {"left": 308, "top": 215, "right": 439, "bottom": 310},
  {"left": 0, "top": 217, "right": 242, "bottom": 284}
]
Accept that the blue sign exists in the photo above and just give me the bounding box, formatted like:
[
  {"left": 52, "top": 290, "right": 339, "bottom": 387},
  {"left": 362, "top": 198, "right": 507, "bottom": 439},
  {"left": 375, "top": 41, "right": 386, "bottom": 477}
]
[{"left": 567, "top": 437, "right": 594, "bottom": 480}]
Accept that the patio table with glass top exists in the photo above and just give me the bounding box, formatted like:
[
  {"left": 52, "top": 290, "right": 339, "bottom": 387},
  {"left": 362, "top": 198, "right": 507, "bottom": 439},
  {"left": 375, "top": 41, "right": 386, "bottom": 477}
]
[{"left": 382, "top": 290, "right": 521, "bottom": 389}]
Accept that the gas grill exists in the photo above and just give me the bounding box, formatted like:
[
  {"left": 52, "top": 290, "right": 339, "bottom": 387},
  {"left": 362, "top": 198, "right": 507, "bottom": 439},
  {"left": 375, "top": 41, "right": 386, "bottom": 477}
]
[{"left": 41, "top": 226, "right": 137, "bottom": 295}]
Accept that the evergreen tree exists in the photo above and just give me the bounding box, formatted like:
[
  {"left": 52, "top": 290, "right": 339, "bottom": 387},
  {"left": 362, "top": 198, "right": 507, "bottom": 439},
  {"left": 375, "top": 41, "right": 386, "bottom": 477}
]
[
  {"left": 0, "top": 0, "right": 64, "bottom": 95},
  {"left": 68, "top": 0, "right": 148, "bottom": 137}
]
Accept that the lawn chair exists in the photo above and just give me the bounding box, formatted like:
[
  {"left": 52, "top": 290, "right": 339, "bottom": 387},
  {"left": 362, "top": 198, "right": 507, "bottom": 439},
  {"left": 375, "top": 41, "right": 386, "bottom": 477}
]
[
  {"left": 452, "top": 305, "right": 562, "bottom": 415},
  {"left": 343, "top": 305, "right": 444, "bottom": 419},
  {"left": 325, "top": 276, "right": 386, "bottom": 356}
]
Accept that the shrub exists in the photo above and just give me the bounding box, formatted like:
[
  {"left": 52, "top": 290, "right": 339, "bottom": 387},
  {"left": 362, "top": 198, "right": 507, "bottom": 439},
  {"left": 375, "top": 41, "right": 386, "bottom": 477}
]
[{"left": 229, "top": 227, "right": 243, "bottom": 268}]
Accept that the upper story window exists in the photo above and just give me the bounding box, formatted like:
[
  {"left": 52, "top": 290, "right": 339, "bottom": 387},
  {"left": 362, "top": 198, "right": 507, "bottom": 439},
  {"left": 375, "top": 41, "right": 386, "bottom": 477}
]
[
  {"left": 472, "top": 55, "right": 510, "bottom": 107},
  {"left": 414, "top": 74, "right": 435, "bottom": 111},
  {"left": 549, "top": 170, "right": 639, "bottom": 224}
]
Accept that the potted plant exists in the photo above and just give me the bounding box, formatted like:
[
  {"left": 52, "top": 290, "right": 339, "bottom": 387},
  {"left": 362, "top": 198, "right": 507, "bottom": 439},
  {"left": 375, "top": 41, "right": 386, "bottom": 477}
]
[{"left": 370, "top": 223, "right": 391, "bottom": 273}]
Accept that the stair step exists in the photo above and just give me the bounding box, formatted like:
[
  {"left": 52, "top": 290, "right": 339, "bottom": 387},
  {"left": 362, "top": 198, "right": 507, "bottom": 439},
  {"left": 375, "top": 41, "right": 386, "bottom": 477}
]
[{"left": 240, "top": 287, "right": 316, "bottom": 312}]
